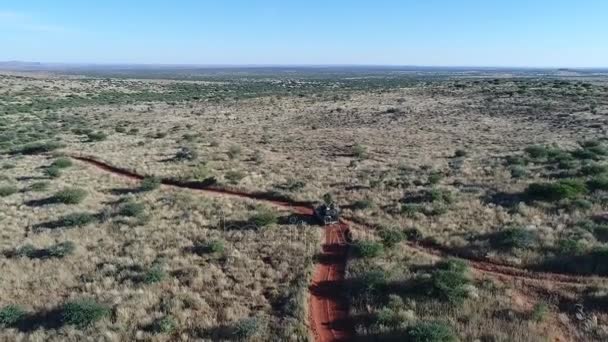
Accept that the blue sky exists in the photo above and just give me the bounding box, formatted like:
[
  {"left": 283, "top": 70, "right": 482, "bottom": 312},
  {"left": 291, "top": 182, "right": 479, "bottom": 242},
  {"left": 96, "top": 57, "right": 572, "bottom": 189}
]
[{"left": 1, "top": 0, "right": 607, "bottom": 67}]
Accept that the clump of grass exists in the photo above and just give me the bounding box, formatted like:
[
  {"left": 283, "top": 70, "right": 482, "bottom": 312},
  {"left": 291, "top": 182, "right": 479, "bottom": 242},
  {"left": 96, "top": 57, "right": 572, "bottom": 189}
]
[
  {"left": 118, "top": 201, "right": 145, "bottom": 217},
  {"left": 0, "top": 185, "right": 18, "bottom": 197},
  {"left": 524, "top": 179, "right": 587, "bottom": 202},
  {"left": 225, "top": 170, "right": 245, "bottom": 184},
  {"left": 44, "top": 165, "right": 62, "bottom": 178},
  {"left": 0, "top": 305, "right": 26, "bottom": 327},
  {"left": 29, "top": 181, "right": 50, "bottom": 192},
  {"left": 193, "top": 240, "right": 225, "bottom": 255},
  {"left": 424, "top": 259, "right": 471, "bottom": 305},
  {"left": 353, "top": 240, "right": 384, "bottom": 258},
  {"left": 250, "top": 208, "right": 278, "bottom": 228},
  {"left": 53, "top": 188, "right": 87, "bottom": 204},
  {"left": 493, "top": 227, "right": 537, "bottom": 250},
  {"left": 140, "top": 176, "right": 161, "bottom": 191},
  {"left": 405, "top": 321, "right": 457, "bottom": 342},
  {"left": 51, "top": 157, "right": 72, "bottom": 169},
  {"left": 62, "top": 299, "right": 110, "bottom": 328}
]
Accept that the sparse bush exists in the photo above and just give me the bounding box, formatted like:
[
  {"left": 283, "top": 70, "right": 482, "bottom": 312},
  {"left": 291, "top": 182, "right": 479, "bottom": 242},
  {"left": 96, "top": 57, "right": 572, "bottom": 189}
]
[
  {"left": 352, "top": 144, "right": 367, "bottom": 159},
  {"left": 353, "top": 240, "right": 384, "bottom": 258},
  {"left": 427, "top": 172, "right": 443, "bottom": 185},
  {"left": 118, "top": 201, "right": 145, "bottom": 217},
  {"left": 53, "top": 188, "right": 87, "bottom": 204},
  {"left": 86, "top": 131, "right": 107, "bottom": 142},
  {"left": 525, "top": 145, "right": 549, "bottom": 159},
  {"left": 151, "top": 316, "right": 176, "bottom": 334},
  {"left": 524, "top": 179, "right": 587, "bottom": 202},
  {"left": 225, "top": 170, "right": 245, "bottom": 184},
  {"left": 402, "top": 203, "right": 423, "bottom": 217},
  {"left": 47, "top": 241, "right": 76, "bottom": 258},
  {"left": 190, "top": 164, "right": 210, "bottom": 180},
  {"left": 193, "top": 240, "right": 225, "bottom": 255},
  {"left": 0, "top": 185, "right": 18, "bottom": 197},
  {"left": 351, "top": 199, "right": 372, "bottom": 210},
  {"left": 251, "top": 209, "right": 278, "bottom": 227},
  {"left": 510, "top": 165, "right": 527, "bottom": 178},
  {"left": 494, "top": 227, "right": 537, "bottom": 250},
  {"left": 44, "top": 165, "right": 62, "bottom": 178},
  {"left": 51, "top": 157, "right": 72, "bottom": 169},
  {"left": 425, "top": 259, "right": 471, "bottom": 305},
  {"left": 140, "top": 176, "right": 161, "bottom": 191},
  {"left": 62, "top": 299, "right": 110, "bottom": 328},
  {"left": 0, "top": 305, "right": 26, "bottom": 327},
  {"left": 530, "top": 302, "right": 549, "bottom": 322},
  {"left": 378, "top": 228, "right": 404, "bottom": 248},
  {"left": 505, "top": 155, "right": 527, "bottom": 166},
  {"left": 12, "top": 141, "right": 64, "bottom": 155},
  {"left": 428, "top": 188, "right": 453, "bottom": 204},
  {"left": 56, "top": 212, "right": 95, "bottom": 228},
  {"left": 227, "top": 145, "right": 242, "bottom": 159},
  {"left": 29, "top": 181, "right": 50, "bottom": 192},
  {"left": 405, "top": 321, "right": 457, "bottom": 342},
  {"left": 232, "top": 317, "right": 263, "bottom": 339},
  {"left": 143, "top": 266, "right": 166, "bottom": 284}
]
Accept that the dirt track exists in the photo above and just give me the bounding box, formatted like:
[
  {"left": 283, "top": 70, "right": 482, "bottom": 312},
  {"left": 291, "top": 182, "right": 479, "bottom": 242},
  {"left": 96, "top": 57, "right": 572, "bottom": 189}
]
[{"left": 68, "top": 153, "right": 608, "bottom": 342}]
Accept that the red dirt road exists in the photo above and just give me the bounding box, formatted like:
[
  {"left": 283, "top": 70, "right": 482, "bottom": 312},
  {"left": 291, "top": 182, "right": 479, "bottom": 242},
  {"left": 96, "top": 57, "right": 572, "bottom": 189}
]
[{"left": 309, "top": 223, "right": 353, "bottom": 342}]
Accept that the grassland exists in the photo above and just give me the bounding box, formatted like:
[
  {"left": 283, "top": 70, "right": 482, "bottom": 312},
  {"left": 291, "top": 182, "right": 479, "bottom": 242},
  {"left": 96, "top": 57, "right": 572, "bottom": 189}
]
[{"left": 1, "top": 68, "right": 608, "bottom": 341}]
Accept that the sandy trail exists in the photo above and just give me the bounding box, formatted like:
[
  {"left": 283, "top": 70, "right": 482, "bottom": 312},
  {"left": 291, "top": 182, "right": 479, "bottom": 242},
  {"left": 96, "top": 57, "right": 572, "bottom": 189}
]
[{"left": 68, "top": 153, "right": 608, "bottom": 342}]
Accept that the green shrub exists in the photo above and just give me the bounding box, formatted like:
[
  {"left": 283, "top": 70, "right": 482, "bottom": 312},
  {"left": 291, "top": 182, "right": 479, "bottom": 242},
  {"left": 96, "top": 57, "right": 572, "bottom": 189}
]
[
  {"left": 0, "top": 185, "right": 18, "bottom": 197},
  {"left": 524, "top": 179, "right": 587, "bottom": 202},
  {"left": 53, "top": 188, "right": 87, "bottom": 204},
  {"left": 588, "top": 176, "right": 608, "bottom": 191},
  {"left": 352, "top": 144, "right": 367, "bottom": 159},
  {"left": 454, "top": 149, "right": 467, "bottom": 158},
  {"left": 143, "top": 266, "right": 166, "bottom": 284},
  {"left": 427, "top": 172, "right": 443, "bottom": 185},
  {"left": 232, "top": 317, "right": 263, "bottom": 339},
  {"left": 47, "top": 241, "right": 76, "bottom": 258},
  {"left": 530, "top": 302, "right": 549, "bottom": 322},
  {"left": 151, "top": 316, "right": 176, "bottom": 334},
  {"left": 86, "top": 131, "right": 107, "bottom": 142},
  {"left": 57, "top": 212, "right": 96, "bottom": 227},
  {"left": 405, "top": 322, "right": 457, "bottom": 342},
  {"left": 225, "top": 170, "right": 245, "bottom": 184},
  {"left": 119, "top": 201, "right": 145, "bottom": 217},
  {"left": 0, "top": 305, "right": 26, "bottom": 327},
  {"left": 426, "top": 259, "right": 471, "bottom": 305},
  {"left": 12, "top": 141, "right": 64, "bottom": 155},
  {"left": 494, "top": 228, "right": 537, "bottom": 249},
  {"left": 402, "top": 203, "right": 423, "bottom": 217},
  {"left": 353, "top": 240, "right": 384, "bottom": 258},
  {"left": 251, "top": 209, "right": 278, "bottom": 227},
  {"left": 351, "top": 199, "right": 372, "bottom": 210},
  {"left": 580, "top": 163, "right": 608, "bottom": 176},
  {"left": 29, "top": 181, "right": 50, "bottom": 192},
  {"left": 62, "top": 299, "right": 110, "bottom": 328},
  {"left": 378, "top": 229, "right": 404, "bottom": 248},
  {"left": 140, "top": 176, "right": 161, "bottom": 191},
  {"left": 429, "top": 188, "right": 453, "bottom": 204},
  {"left": 194, "top": 240, "right": 225, "bottom": 255},
  {"left": 51, "top": 157, "right": 73, "bottom": 169},
  {"left": 44, "top": 165, "right": 62, "bottom": 178},
  {"left": 525, "top": 145, "right": 549, "bottom": 159},
  {"left": 505, "top": 155, "right": 527, "bottom": 166}
]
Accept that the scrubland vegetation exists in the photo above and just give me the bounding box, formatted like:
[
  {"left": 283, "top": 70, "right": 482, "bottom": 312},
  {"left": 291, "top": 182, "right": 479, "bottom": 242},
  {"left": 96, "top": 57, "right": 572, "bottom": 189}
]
[{"left": 1, "top": 68, "right": 608, "bottom": 341}]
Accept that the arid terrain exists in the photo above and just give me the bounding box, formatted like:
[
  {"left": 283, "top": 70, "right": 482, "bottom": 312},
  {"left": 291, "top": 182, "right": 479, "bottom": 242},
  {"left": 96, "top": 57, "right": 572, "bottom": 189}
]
[{"left": 2, "top": 67, "right": 608, "bottom": 341}]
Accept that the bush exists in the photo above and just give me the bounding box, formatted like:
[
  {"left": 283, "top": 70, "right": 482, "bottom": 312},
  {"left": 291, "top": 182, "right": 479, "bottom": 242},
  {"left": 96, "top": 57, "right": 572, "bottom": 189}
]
[
  {"left": 140, "top": 176, "right": 161, "bottom": 191},
  {"left": 428, "top": 188, "right": 453, "bottom": 204},
  {"left": 225, "top": 170, "right": 245, "bottom": 184},
  {"left": 175, "top": 146, "right": 198, "bottom": 161},
  {"left": 405, "top": 322, "right": 457, "bottom": 342},
  {"left": 378, "top": 229, "right": 404, "bottom": 248},
  {"left": 193, "top": 240, "right": 225, "bottom": 255},
  {"left": 227, "top": 145, "right": 242, "bottom": 159},
  {"left": 428, "top": 172, "right": 443, "bottom": 185},
  {"left": 0, "top": 305, "right": 26, "bottom": 327},
  {"left": 62, "top": 299, "right": 110, "bottom": 328},
  {"left": 86, "top": 131, "right": 107, "bottom": 142},
  {"left": 232, "top": 317, "right": 263, "bottom": 339},
  {"left": 143, "top": 266, "right": 166, "bottom": 284},
  {"left": 524, "top": 179, "right": 587, "bottom": 202},
  {"left": 53, "top": 188, "right": 87, "bottom": 204},
  {"left": 44, "top": 165, "right": 62, "bottom": 178},
  {"left": 425, "top": 259, "right": 470, "bottom": 305},
  {"left": 588, "top": 176, "right": 608, "bottom": 191},
  {"left": 530, "top": 303, "right": 549, "bottom": 322},
  {"left": 454, "top": 149, "right": 467, "bottom": 158},
  {"left": 510, "top": 165, "right": 527, "bottom": 178},
  {"left": 353, "top": 144, "right": 367, "bottom": 159},
  {"left": 525, "top": 145, "right": 549, "bottom": 159},
  {"left": 0, "top": 185, "right": 18, "bottom": 197},
  {"left": 251, "top": 209, "right": 278, "bottom": 228},
  {"left": 47, "top": 241, "right": 76, "bottom": 258},
  {"left": 51, "top": 157, "right": 73, "bottom": 169},
  {"left": 353, "top": 240, "right": 384, "bottom": 258},
  {"left": 351, "top": 199, "right": 372, "bottom": 210},
  {"left": 493, "top": 228, "right": 537, "bottom": 249},
  {"left": 580, "top": 163, "right": 608, "bottom": 176},
  {"left": 505, "top": 155, "right": 527, "bottom": 166},
  {"left": 119, "top": 201, "right": 145, "bottom": 217},
  {"left": 12, "top": 141, "right": 64, "bottom": 155},
  {"left": 56, "top": 212, "right": 96, "bottom": 227}
]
